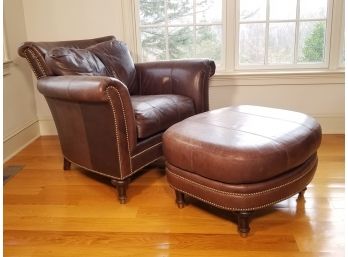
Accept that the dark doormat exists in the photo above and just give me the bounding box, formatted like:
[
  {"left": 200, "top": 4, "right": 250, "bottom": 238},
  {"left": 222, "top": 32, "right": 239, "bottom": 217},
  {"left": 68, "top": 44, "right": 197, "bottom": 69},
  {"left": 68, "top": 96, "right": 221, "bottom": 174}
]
[{"left": 3, "top": 165, "right": 24, "bottom": 184}]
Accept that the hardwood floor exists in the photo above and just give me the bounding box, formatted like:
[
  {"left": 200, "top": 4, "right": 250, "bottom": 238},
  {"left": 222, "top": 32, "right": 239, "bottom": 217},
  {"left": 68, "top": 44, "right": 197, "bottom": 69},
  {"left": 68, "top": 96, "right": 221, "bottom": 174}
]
[{"left": 3, "top": 135, "right": 345, "bottom": 257}]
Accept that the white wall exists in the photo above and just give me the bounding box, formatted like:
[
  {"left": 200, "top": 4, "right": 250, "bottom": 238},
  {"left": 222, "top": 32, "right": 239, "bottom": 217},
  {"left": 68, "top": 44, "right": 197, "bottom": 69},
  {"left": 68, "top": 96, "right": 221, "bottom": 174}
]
[
  {"left": 3, "top": 0, "right": 40, "bottom": 161},
  {"left": 18, "top": 0, "right": 345, "bottom": 136},
  {"left": 209, "top": 72, "right": 344, "bottom": 133}
]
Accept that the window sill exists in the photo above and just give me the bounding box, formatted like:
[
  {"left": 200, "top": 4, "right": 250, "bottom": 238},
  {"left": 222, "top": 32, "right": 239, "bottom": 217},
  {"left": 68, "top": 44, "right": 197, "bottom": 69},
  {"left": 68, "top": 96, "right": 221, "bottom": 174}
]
[{"left": 211, "top": 69, "right": 345, "bottom": 87}]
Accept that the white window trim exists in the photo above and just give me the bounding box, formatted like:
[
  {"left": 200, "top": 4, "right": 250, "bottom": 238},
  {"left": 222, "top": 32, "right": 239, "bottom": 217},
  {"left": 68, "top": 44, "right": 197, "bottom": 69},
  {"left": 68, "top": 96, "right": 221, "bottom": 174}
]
[
  {"left": 234, "top": 0, "right": 333, "bottom": 70},
  {"left": 125, "top": 0, "right": 344, "bottom": 75}
]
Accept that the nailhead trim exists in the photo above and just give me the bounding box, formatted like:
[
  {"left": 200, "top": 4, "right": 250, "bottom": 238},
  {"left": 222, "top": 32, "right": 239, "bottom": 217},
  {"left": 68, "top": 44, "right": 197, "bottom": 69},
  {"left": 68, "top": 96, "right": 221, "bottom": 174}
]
[
  {"left": 23, "top": 50, "right": 41, "bottom": 79},
  {"left": 106, "top": 85, "right": 134, "bottom": 177},
  {"left": 25, "top": 48, "right": 47, "bottom": 78},
  {"left": 131, "top": 142, "right": 162, "bottom": 159},
  {"left": 167, "top": 159, "right": 314, "bottom": 197},
  {"left": 106, "top": 88, "right": 123, "bottom": 177},
  {"left": 171, "top": 185, "right": 302, "bottom": 211},
  {"left": 64, "top": 155, "right": 162, "bottom": 180}
]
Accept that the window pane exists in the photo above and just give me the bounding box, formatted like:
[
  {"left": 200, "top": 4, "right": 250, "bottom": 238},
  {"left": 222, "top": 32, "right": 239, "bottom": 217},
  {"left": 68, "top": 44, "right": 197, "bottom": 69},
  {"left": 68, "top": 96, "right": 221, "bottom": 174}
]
[
  {"left": 298, "top": 21, "right": 326, "bottom": 63},
  {"left": 139, "top": 0, "right": 165, "bottom": 25},
  {"left": 300, "top": 0, "right": 327, "bottom": 19},
  {"left": 240, "top": 0, "right": 267, "bottom": 21},
  {"left": 239, "top": 23, "right": 266, "bottom": 64},
  {"left": 269, "top": 0, "right": 297, "bottom": 20},
  {"left": 196, "top": 25, "right": 222, "bottom": 63},
  {"left": 168, "top": 0, "right": 193, "bottom": 25},
  {"left": 140, "top": 27, "right": 166, "bottom": 61},
  {"left": 168, "top": 26, "right": 194, "bottom": 59},
  {"left": 268, "top": 22, "right": 295, "bottom": 64},
  {"left": 196, "top": 0, "right": 222, "bottom": 24}
]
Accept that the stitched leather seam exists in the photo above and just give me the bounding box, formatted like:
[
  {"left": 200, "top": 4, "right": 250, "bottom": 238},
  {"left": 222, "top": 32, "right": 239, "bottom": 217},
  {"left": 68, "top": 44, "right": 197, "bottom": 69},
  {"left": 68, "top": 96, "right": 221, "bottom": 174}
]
[
  {"left": 131, "top": 142, "right": 162, "bottom": 158},
  {"left": 171, "top": 185, "right": 301, "bottom": 211},
  {"left": 107, "top": 86, "right": 132, "bottom": 172},
  {"left": 167, "top": 163, "right": 313, "bottom": 196},
  {"left": 27, "top": 48, "right": 47, "bottom": 77},
  {"left": 63, "top": 155, "right": 120, "bottom": 180},
  {"left": 106, "top": 88, "right": 123, "bottom": 177},
  {"left": 64, "top": 155, "right": 161, "bottom": 180}
]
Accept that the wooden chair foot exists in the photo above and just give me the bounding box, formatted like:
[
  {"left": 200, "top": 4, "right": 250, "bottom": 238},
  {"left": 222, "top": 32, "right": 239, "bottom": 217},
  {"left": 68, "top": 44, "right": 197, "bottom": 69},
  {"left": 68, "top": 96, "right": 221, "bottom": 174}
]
[
  {"left": 175, "top": 190, "right": 185, "bottom": 208},
  {"left": 236, "top": 211, "right": 252, "bottom": 237},
  {"left": 63, "top": 158, "right": 71, "bottom": 170},
  {"left": 111, "top": 179, "right": 129, "bottom": 204}
]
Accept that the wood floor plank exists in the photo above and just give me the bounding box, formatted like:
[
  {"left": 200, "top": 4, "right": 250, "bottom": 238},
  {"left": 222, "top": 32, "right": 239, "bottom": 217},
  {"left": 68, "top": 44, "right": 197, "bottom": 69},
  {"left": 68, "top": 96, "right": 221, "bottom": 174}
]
[{"left": 3, "top": 135, "right": 345, "bottom": 256}]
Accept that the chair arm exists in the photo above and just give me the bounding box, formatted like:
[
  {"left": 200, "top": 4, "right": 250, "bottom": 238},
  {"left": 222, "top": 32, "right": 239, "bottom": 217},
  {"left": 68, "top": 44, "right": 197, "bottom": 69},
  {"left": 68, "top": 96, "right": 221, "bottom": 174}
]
[
  {"left": 135, "top": 59, "right": 215, "bottom": 113},
  {"left": 38, "top": 75, "right": 137, "bottom": 151}
]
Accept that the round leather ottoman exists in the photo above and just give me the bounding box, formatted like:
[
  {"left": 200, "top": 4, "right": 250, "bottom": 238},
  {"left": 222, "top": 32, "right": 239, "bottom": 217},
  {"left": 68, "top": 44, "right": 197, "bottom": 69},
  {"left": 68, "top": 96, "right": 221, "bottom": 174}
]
[{"left": 163, "top": 105, "right": 322, "bottom": 237}]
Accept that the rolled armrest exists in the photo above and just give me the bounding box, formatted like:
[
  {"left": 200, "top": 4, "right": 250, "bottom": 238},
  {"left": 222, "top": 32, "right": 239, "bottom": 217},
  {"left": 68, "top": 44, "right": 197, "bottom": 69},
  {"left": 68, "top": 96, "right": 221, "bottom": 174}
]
[
  {"left": 38, "top": 75, "right": 127, "bottom": 102},
  {"left": 135, "top": 59, "right": 215, "bottom": 113},
  {"left": 38, "top": 75, "right": 137, "bottom": 151}
]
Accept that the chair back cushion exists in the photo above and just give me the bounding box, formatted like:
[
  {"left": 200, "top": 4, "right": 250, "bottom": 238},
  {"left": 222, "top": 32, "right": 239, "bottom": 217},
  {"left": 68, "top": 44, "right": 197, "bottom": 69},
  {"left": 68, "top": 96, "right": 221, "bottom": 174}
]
[
  {"left": 88, "top": 40, "right": 138, "bottom": 95},
  {"left": 18, "top": 36, "right": 138, "bottom": 94},
  {"left": 45, "top": 48, "right": 108, "bottom": 76}
]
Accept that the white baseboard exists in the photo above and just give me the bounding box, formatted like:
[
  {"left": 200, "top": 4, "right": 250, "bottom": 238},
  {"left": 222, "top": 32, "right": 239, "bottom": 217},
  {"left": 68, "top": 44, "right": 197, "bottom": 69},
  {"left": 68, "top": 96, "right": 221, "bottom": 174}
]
[
  {"left": 313, "top": 115, "right": 345, "bottom": 134},
  {"left": 38, "top": 115, "right": 345, "bottom": 136},
  {"left": 3, "top": 121, "right": 41, "bottom": 162},
  {"left": 39, "top": 119, "right": 57, "bottom": 135}
]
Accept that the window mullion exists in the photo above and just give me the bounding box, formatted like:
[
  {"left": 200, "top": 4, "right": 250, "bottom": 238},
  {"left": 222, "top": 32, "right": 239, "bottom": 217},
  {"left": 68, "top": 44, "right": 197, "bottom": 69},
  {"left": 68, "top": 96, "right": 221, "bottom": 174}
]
[
  {"left": 165, "top": 0, "right": 169, "bottom": 60},
  {"left": 193, "top": 0, "right": 197, "bottom": 58},
  {"left": 265, "top": 0, "right": 270, "bottom": 65},
  {"left": 294, "top": 0, "right": 301, "bottom": 64}
]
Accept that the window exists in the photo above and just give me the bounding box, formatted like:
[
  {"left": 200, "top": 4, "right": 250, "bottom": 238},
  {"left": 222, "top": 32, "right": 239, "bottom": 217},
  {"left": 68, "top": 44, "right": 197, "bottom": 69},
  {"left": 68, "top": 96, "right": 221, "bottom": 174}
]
[
  {"left": 237, "top": 0, "right": 330, "bottom": 68},
  {"left": 137, "top": 0, "right": 223, "bottom": 65},
  {"left": 136, "top": 0, "right": 343, "bottom": 71}
]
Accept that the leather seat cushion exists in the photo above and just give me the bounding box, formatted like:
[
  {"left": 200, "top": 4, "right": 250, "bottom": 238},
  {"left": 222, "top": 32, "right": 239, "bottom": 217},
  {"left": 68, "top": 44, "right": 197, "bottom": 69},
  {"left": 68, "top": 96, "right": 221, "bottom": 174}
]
[
  {"left": 131, "top": 95, "right": 195, "bottom": 139},
  {"left": 163, "top": 105, "right": 322, "bottom": 184}
]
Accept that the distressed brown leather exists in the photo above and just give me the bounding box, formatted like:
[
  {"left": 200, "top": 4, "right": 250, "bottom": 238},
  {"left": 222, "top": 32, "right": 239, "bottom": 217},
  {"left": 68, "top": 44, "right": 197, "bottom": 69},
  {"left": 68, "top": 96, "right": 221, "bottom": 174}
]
[
  {"left": 131, "top": 95, "right": 195, "bottom": 138},
  {"left": 163, "top": 105, "right": 322, "bottom": 211},
  {"left": 45, "top": 47, "right": 108, "bottom": 76},
  {"left": 135, "top": 59, "right": 215, "bottom": 113},
  {"left": 88, "top": 40, "right": 138, "bottom": 95},
  {"left": 18, "top": 36, "right": 215, "bottom": 192}
]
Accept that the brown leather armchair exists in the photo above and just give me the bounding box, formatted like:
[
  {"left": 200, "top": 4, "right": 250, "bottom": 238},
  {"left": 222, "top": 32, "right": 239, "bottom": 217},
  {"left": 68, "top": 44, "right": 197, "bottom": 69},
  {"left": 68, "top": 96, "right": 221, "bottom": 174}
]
[{"left": 18, "top": 36, "right": 215, "bottom": 203}]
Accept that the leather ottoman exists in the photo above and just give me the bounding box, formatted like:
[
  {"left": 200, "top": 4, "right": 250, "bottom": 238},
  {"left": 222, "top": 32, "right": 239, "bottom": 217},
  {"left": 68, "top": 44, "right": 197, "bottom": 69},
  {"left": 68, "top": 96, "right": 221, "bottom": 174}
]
[{"left": 163, "top": 105, "right": 322, "bottom": 237}]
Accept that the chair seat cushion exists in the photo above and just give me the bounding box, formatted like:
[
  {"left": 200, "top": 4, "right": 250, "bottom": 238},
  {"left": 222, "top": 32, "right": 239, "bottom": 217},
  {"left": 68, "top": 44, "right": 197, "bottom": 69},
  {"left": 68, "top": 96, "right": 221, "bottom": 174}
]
[{"left": 131, "top": 95, "right": 195, "bottom": 139}]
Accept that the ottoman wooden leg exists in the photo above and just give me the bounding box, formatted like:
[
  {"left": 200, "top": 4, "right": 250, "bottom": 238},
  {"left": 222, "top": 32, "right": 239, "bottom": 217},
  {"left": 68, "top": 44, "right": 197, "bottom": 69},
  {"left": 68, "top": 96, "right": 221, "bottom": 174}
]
[
  {"left": 236, "top": 211, "right": 253, "bottom": 237},
  {"left": 297, "top": 187, "right": 307, "bottom": 200},
  {"left": 175, "top": 190, "right": 185, "bottom": 208}
]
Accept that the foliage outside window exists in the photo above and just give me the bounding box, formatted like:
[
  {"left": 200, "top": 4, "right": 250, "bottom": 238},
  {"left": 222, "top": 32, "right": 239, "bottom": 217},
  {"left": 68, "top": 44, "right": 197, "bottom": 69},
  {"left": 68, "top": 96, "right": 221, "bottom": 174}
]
[
  {"left": 137, "top": 0, "right": 342, "bottom": 70},
  {"left": 237, "top": 0, "right": 329, "bottom": 67},
  {"left": 138, "top": 0, "right": 222, "bottom": 65}
]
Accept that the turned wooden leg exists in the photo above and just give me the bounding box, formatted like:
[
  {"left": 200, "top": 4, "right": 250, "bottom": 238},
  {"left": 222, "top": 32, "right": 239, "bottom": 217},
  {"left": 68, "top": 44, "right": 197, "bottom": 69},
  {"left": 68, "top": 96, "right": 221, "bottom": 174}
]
[
  {"left": 236, "top": 211, "right": 253, "bottom": 237},
  {"left": 297, "top": 187, "right": 307, "bottom": 200},
  {"left": 111, "top": 179, "right": 129, "bottom": 204},
  {"left": 175, "top": 190, "right": 185, "bottom": 208},
  {"left": 63, "top": 158, "right": 71, "bottom": 170}
]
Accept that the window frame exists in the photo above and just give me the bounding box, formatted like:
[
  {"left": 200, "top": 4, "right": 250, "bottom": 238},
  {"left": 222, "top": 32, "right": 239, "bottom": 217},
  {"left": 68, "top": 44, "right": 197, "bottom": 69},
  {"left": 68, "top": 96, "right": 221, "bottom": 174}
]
[
  {"left": 133, "top": 0, "right": 344, "bottom": 73},
  {"left": 234, "top": 0, "right": 333, "bottom": 70},
  {"left": 135, "top": 0, "right": 225, "bottom": 68}
]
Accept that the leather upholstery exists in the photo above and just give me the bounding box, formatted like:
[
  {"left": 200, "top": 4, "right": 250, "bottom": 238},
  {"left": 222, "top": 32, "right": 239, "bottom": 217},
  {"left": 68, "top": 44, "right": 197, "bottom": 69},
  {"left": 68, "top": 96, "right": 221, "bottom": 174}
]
[
  {"left": 135, "top": 59, "right": 215, "bottom": 113},
  {"left": 163, "top": 105, "right": 322, "bottom": 184},
  {"left": 131, "top": 95, "right": 195, "bottom": 138},
  {"left": 45, "top": 47, "right": 108, "bottom": 76},
  {"left": 89, "top": 40, "right": 138, "bottom": 95},
  {"left": 18, "top": 36, "right": 215, "bottom": 194},
  {"left": 163, "top": 105, "right": 322, "bottom": 211}
]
